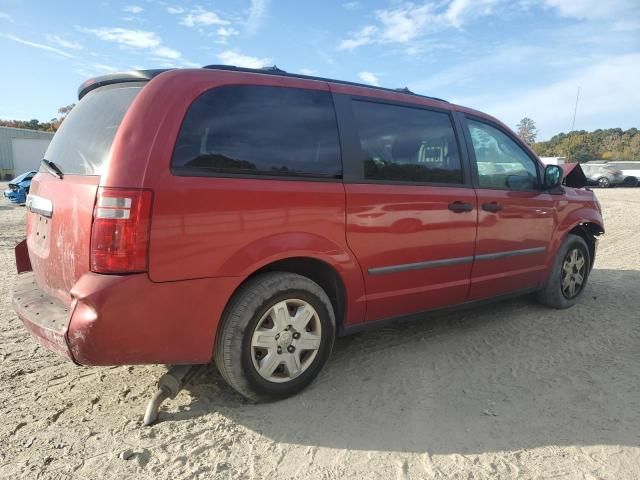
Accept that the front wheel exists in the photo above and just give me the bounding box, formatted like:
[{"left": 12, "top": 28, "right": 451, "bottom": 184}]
[
  {"left": 536, "top": 234, "right": 591, "bottom": 309},
  {"left": 214, "top": 272, "right": 335, "bottom": 402},
  {"left": 597, "top": 177, "right": 611, "bottom": 188}
]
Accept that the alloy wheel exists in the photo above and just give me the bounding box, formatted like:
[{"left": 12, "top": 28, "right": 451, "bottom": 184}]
[
  {"left": 250, "top": 299, "right": 322, "bottom": 383},
  {"left": 561, "top": 248, "right": 586, "bottom": 299},
  {"left": 597, "top": 177, "right": 610, "bottom": 188}
]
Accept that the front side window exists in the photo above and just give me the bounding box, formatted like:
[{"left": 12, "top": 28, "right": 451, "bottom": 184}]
[
  {"left": 467, "top": 119, "right": 538, "bottom": 190},
  {"left": 171, "top": 85, "right": 341, "bottom": 178},
  {"left": 351, "top": 100, "right": 463, "bottom": 184}
]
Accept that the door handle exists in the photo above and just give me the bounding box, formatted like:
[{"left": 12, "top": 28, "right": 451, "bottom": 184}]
[
  {"left": 448, "top": 201, "right": 473, "bottom": 213},
  {"left": 482, "top": 202, "right": 503, "bottom": 213}
]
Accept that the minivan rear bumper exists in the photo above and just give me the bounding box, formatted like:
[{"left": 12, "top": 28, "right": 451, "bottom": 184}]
[
  {"left": 13, "top": 270, "right": 239, "bottom": 366},
  {"left": 13, "top": 273, "right": 73, "bottom": 360}
]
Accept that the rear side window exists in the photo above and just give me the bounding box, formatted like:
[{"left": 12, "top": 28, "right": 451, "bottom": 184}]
[
  {"left": 44, "top": 84, "right": 142, "bottom": 175},
  {"left": 171, "top": 85, "right": 341, "bottom": 178},
  {"left": 351, "top": 100, "right": 463, "bottom": 184}
]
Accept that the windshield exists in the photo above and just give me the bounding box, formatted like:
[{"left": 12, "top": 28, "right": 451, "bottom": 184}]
[{"left": 43, "top": 83, "right": 142, "bottom": 175}]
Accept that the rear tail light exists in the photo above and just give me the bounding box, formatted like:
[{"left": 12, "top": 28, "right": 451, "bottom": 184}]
[{"left": 90, "top": 188, "right": 153, "bottom": 273}]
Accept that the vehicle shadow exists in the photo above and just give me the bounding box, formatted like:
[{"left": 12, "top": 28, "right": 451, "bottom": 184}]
[{"left": 173, "top": 268, "right": 640, "bottom": 454}]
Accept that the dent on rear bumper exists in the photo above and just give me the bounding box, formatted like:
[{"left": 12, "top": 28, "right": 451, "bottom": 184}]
[
  {"left": 67, "top": 272, "right": 238, "bottom": 365},
  {"left": 14, "top": 271, "right": 239, "bottom": 366}
]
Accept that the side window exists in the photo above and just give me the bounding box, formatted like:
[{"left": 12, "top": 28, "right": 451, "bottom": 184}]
[
  {"left": 351, "top": 100, "right": 463, "bottom": 184},
  {"left": 467, "top": 119, "right": 538, "bottom": 191},
  {"left": 172, "top": 85, "right": 341, "bottom": 178}
]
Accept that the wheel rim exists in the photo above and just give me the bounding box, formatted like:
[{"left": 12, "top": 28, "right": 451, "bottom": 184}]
[
  {"left": 598, "top": 177, "right": 609, "bottom": 188},
  {"left": 561, "top": 248, "right": 586, "bottom": 299},
  {"left": 250, "top": 299, "right": 322, "bottom": 383}
]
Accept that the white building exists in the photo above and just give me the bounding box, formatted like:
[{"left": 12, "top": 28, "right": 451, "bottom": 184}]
[
  {"left": 0, "top": 126, "right": 54, "bottom": 180},
  {"left": 539, "top": 156, "right": 566, "bottom": 166}
]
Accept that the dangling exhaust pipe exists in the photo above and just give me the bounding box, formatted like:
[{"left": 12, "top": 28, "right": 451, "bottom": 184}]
[{"left": 142, "top": 364, "right": 202, "bottom": 426}]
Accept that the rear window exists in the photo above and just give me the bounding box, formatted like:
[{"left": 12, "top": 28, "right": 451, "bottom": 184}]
[
  {"left": 44, "top": 84, "right": 142, "bottom": 175},
  {"left": 171, "top": 85, "right": 341, "bottom": 178}
]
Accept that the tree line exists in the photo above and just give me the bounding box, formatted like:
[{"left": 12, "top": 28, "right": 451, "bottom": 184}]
[
  {"left": 516, "top": 117, "right": 640, "bottom": 162},
  {"left": 0, "top": 104, "right": 75, "bottom": 133}
]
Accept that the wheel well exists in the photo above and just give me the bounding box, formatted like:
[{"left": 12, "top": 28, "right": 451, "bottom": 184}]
[
  {"left": 568, "top": 222, "right": 603, "bottom": 268},
  {"left": 245, "top": 257, "right": 346, "bottom": 329}
]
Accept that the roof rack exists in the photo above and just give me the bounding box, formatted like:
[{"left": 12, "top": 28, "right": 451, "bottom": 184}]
[
  {"left": 202, "top": 64, "right": 448, "bottom": 103},
  {"left": 78, "top": 65, "right": 449, "bottom": 104}
]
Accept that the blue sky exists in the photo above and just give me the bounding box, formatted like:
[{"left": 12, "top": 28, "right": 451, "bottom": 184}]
[{"left": 0, "top": 0, "right": 638, "bottom": 139}]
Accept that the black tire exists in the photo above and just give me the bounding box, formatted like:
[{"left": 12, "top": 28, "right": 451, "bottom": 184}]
[
  {"left": 597, "top": 177, "right": 610, "bottom": 188},
  {"left": 536, "top": 234, "right": 591, "bottom": 309},
  {"left": 623, "top": 176, "right": 639, "bottom": 188},
  {"left": 214, "top": 272, "right": 335, "bottom": 402}
]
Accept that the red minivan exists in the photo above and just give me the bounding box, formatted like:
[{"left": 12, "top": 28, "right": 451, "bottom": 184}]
[{"left": 13, "top": 66, "right": 604, "bottom": 401}]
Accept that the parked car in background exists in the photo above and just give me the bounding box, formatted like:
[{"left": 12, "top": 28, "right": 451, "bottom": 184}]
[
  {"left": 607, "top": 162, "right": 640, "bottom": 187},
  {"left": 12, "top": 66, "right": 604, "bottom": 402},
  {"left": 581, "top": 162, "right": 623, "bottom": 188},
  {"left": 3, "top": 170, "right": 37, "bottom": 204}
]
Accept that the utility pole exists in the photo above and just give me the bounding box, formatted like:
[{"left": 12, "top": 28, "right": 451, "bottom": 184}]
[
  {"left": 567, "top": 87, "right": 581, "bottom": 162},
  {"left": 570, "top": 87, "right": 580, "bottom": 132}
]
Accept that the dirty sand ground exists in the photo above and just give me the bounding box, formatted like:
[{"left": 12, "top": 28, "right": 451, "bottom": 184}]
[{"left": 0, "top": 186, "right": 638, "bottom": 479}]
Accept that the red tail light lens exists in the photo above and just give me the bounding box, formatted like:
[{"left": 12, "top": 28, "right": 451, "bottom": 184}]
[{"left": 91, "top": 188, "right": 153, "bottom": 273}]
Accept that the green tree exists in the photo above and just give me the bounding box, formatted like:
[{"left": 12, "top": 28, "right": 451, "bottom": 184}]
[{"left": 516, "top": 117, "right": 537, "bottom": 145}]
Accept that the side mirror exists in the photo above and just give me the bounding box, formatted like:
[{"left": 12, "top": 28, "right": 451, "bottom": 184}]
[{"left": 543, "top": 165, "right": 562, "bottom": 189}]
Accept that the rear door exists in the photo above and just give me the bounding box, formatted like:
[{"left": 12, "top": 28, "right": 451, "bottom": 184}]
[
  {"left": 335, "top": 94, "right": 478, "bottom": 322},
  {"left": 460, "top": 115, "right": 557, "bottom": 301},
  {"left": 25, "top": 84, "right": 143, "bottom": 305}
]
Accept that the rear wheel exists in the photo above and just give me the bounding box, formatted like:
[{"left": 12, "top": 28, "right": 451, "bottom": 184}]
[
  {"left": 597, "top": 177, "right": 610, "bottom": 188},
  {"left": 536, "top": 234, "right": 591, "bottom": 309},
  {"left": 623, "top": 176, "right": 639, "bottom": 188},
  {"left": 215, "top": 272, "right": 335, "bottom": 402}
]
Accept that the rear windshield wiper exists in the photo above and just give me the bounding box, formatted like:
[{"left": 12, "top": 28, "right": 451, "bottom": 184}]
[{"left": 41, "top": 159, "right": 64, "bottom": 179}]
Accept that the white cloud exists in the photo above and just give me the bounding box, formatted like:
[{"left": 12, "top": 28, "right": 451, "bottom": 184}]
[
  {"left": 180, "top": 7, "right": 229, "bottom": 27},
  {"left": 153, "top": 46, "right": 181, "bottom": 59},
  {"left": 80, "top": 27, "right": 161, "bottom": 48},
  {"left": 0, "top": 11, "right": 15, "bottom": 23},
  {"left": 376, "top": 4, "right": 434, "bottom": 43},
  {"left": 343, "top": 2, "right": 361, "bottom": 10},
  {"left": 218, "top": 50, "right": 272, "bottom": 68},
  {"left": 543, "top": 0, "right": 637, "bottom": 19},
  {"left": 299, "top": 68, "right": 318, "bottom": 75},
  {"left": 337, "top": 1, "right": 507, "bottom": 50},
  {"left": 454, "top": 53, "right": 640, "bottom": 139},
  {"left": 246, "top": 0, "right": 268, "bottom": 35},
  {"left": 444, "top": 0, "right": 499, "bottom": 28},
  {"left": 79, "top": 26, "right": 183, "bottom": 61},
  {"left": 358, "top": 71, "right": 380, "bottom": 86},
  {"left": 123, "top": 5, "right": 143, "bottom": 14},
  {"left": 3, "top": 34, "right": 76, "bottom": 58},
  {"left": 217, "top": 27, "right": 239, "bottom": 37},
  {"left": 92, "top": 63, "right": 118, "bottom": 72},
  {"left": 45, "top": 34, "right": 83, "bottom": 50},
  {"left": 338, "top": 25, "right": 377, "bottom": 50},
  {"left": 166, "top": 6, "right": 184, "bottom": 14}
]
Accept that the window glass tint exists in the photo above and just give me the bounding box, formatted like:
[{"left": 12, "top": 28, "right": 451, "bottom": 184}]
[
  {"left": 44, "top": 84, "right": 142, "bottom": 175},
  {"left": 351, "top": 100, "right": 462, "bottom": 184},
  {"left": 171, "top": 85, "right": 341, "bottom": 178},
  {"left": 468, "top": 120, "right": 538, "bottom": 190}
]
